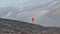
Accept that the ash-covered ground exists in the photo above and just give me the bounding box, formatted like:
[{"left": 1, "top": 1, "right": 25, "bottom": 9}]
[{"left": 0, "top": 18, "right": 60, "bottom": 34}]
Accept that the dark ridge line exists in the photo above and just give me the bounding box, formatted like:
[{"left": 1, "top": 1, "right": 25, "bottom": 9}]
[
  {"left": 0, "top": 18, "right": 43, "bottom": 27},
  {"left": 0, "top": 18, "right": 60, "bottom": 28}
]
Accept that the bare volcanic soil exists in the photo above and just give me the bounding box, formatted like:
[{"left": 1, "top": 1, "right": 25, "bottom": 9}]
[{"left": 0, "top": 18, "right": 60, "bottom": 34}]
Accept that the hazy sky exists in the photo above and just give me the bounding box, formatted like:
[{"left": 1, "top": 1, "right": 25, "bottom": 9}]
[
  {"left": 0, "top": 0, "right": 26, "bottom": 7},
  {"left": 0, "top": 0, "right": 53, "bottom": 7}
]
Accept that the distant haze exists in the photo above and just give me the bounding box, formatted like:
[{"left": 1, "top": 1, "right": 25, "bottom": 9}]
[{"left": 0, "top": 0, "right": 53, "bottom": 7}]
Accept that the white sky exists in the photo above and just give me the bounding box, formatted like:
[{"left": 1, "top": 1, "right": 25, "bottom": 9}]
[
  {"left": 0, "top": 0, "right": 54, "bottom": 7},
  {"left": 0, "top": 0, "right": 26, "bottom": 7}
]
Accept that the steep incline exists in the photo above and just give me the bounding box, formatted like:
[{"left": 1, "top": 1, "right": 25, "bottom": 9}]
[{"left": 0, "top": 18, "right": 60, "bottom": 34}]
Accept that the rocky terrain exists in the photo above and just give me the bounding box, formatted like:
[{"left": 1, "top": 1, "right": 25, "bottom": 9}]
[{"left": 0, "top": 18, "right": 60, "bottom": 34}]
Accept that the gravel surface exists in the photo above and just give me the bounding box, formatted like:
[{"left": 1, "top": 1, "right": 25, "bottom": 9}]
[{"left": 0, "top": 18, "right": 60, "bottom": 34}]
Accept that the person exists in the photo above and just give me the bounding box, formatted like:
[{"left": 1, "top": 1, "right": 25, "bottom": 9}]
[{"left": 32, "top": 17, "right": 35, "bottom": 22}]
